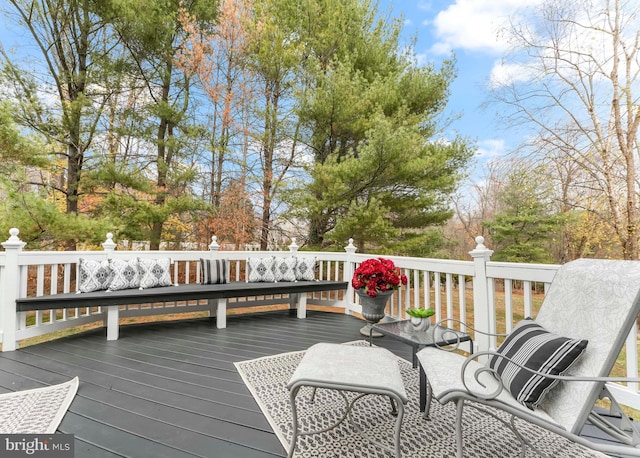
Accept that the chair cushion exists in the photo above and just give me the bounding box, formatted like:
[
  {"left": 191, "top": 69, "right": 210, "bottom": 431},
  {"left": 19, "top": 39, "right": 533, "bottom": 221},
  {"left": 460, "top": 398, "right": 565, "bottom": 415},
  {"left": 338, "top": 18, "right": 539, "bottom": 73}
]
[
  {"left": 417, "top": 346, "right": 557, "bottom": 425},
  {"left": 200, "top": 258, "right": 230, "bottom": 284},
  {"left": 138, "top": 257, "right": 173, "bottom": 289},
  {"left": 488, "top": 318, "right": 588, "bottom": 409}
]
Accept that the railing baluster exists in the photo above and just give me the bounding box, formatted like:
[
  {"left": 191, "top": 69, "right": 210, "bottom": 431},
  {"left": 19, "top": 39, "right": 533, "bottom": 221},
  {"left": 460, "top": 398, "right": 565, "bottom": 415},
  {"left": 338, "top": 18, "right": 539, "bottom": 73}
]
[
  {"left": 434, "top": 272, "right": 442, "bottom": 323},
  {"left": 458, "top": 274, "right": 466, "bottom": 331},
  {"left": 445, "top": 273, "right": 453, "bottom": 328},
  {"left": 412, "top": 270, "right": 420, "bottom": 312},
  {"left": 424, "top": 271, "right": 431, "bottom": 311},
  {"left": 488, "top": 278, "right": 497, "bottom": 349},
  {"left": 523, "top": 280, "right": 533, "bottom": 317},
  {"left": 504, "top": 278, "right": 513, "bottom": 334}
]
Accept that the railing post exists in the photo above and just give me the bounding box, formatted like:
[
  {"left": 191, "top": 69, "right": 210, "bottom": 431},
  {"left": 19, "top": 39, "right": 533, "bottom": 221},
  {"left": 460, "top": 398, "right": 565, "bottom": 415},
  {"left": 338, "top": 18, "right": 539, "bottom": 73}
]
[
  {"left": 469, "top": 236, "right": 493, "bottom": 354},
  {"left": 1, "top": 228, "right": 26, "bottom": 352},
  {"left": 101, "top": 232, "right": 119, "bottom": 341},
  {"left": 208, "top": 235, "right": 220, "bottom": 252},
  {"left": 101, "top": 232, "right": 117, "bottom": 253},
  {"left": 207, "top": 236, "right": 226, "bottom": 328},
  {"left": 343, "top": 238, "right": 357, "bottom": 316},
  {"left": 286, "top": 238, "right": 305, "bottom": 317}
]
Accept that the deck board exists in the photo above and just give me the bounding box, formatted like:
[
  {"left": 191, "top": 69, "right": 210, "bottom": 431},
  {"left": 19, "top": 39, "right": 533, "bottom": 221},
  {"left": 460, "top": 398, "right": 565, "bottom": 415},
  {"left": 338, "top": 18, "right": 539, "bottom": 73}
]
[
  {"left": 1, "top": 310, "right": 404, "bottom": 458},
  {"left": 0, "top": 309, "right": 631, "bottom": 457}
]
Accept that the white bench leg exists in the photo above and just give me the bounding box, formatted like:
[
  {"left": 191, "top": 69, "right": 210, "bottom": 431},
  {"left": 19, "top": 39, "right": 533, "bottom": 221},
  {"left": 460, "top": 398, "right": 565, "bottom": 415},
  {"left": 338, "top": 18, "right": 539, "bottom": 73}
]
[
  {"left": 289, "top": 293, "right": 298, "bottom": 310},
  {"left": 106, "top": 305, "right": 119, "bottom": 341},
  {"left": 297, "top": 293, "right": 307, "bottom": 319},
  {"left": 216, "top": 298, "right": 227, "bottom": 329}
]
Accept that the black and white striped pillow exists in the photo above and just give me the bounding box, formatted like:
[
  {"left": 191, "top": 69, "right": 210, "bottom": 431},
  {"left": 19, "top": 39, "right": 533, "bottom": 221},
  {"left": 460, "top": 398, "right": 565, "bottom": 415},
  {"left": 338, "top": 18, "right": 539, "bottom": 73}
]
[
  {"left": 487, "top": 318, "right": 588, "bottom": 409},
  {"left": 200, "top": 258, "right": 230, "bottom": 284}
]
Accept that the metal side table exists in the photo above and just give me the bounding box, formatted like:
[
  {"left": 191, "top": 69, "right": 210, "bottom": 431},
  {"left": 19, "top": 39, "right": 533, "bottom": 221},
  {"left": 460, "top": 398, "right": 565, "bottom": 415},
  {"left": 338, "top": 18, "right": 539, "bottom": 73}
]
[{"left": 370, "top": 320, "right": 472, "bottom": 413}]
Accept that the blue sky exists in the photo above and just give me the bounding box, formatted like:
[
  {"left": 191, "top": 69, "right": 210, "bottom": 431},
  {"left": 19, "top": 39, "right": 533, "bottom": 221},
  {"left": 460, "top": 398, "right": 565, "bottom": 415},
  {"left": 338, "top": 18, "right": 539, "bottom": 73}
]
[
  {"left": 0, "top": 0, "right": 525, "bottom": 178},
  {"left": 379, "top": 0, "right": 537, "bottom": 175}
]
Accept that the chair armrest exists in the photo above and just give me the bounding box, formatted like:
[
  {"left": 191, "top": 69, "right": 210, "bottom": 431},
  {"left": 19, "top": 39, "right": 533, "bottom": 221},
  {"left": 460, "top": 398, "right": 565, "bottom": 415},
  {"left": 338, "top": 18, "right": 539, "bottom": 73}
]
[
  {"left": 459, "top": 349, "right": 640, "bottom": 402},
  {"left": 429, "top": 318, "right": 507, "bottom": 352}
]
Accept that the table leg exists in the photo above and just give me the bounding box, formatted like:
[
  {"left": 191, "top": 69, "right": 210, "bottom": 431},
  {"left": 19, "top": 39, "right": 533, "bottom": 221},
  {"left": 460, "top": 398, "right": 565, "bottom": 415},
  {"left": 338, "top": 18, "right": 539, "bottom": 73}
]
[
  {"left": 419, "top": 363, "right": 426, "bottom": 413},
  {"left": 389, "top": 397, "right": 398, "bottom": 416}
]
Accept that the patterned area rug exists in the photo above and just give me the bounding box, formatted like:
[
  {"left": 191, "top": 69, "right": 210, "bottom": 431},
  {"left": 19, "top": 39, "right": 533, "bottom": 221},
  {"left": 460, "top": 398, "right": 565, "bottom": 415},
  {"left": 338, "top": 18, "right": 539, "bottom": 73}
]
[
  {"left": 0, "top": 377, "right": 78, "bottom": 433},
  {"left": 235, "top": 342, "right": 609, "bottom": 458}
]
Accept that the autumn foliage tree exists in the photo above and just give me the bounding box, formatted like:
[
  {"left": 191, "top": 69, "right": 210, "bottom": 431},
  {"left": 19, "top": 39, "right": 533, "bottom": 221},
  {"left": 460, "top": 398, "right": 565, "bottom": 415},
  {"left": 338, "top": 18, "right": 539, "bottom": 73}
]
[{"left": 198, "top": 179, "right": 257, "bottom": 249}]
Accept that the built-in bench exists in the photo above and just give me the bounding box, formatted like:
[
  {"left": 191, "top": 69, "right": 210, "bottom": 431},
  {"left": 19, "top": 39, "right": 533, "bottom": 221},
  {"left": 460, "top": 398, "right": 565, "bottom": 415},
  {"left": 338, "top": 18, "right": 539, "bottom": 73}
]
[{"left": 16, "top": 280, "right": 348, "bottom": 341}]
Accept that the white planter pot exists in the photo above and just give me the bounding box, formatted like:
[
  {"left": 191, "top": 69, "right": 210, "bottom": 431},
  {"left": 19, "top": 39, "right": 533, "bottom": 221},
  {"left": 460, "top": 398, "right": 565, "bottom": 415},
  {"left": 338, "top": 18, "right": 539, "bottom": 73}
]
[{"left": 409, "top": 316, "right": 430, "bottom": 332}]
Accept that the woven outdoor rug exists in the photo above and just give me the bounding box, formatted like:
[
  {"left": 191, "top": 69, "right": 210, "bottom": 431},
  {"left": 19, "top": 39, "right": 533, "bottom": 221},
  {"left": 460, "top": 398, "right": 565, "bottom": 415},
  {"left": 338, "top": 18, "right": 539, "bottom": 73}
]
[
  {"left": 235, "top": 342, "right": 608, "bottom": 458},
  {"left": 0, "top": 377, "right": 78, "bottom": 434}
]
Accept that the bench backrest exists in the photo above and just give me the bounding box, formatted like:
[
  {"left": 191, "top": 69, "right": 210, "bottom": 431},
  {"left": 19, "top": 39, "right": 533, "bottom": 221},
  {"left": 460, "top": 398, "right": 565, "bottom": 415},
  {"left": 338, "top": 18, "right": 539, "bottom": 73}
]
[{"left": 534, "top": 259, "right": 640, "bottom": 433}]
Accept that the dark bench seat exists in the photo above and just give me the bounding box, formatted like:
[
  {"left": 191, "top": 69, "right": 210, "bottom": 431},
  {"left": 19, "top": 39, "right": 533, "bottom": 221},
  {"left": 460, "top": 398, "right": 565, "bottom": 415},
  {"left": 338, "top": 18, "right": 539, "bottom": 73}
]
[{"left": 16, "top": 280, "right": 348, "bottom": 340}]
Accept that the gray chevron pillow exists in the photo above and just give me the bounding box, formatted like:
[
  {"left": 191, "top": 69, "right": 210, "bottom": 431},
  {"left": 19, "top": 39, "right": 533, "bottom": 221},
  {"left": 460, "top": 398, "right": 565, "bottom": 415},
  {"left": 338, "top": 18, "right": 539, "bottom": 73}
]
[
  {"left": 78, "top": 258, "right": 113, "bottom": 293},
  {"left": 247, "top": 257, "right": 276, "bottom": 282},
  {"left": 138, "top": 257, "right": 173, "bottom": 289},
  {"left": 108, "top": 258, "right": 141, "bottom": 291}
]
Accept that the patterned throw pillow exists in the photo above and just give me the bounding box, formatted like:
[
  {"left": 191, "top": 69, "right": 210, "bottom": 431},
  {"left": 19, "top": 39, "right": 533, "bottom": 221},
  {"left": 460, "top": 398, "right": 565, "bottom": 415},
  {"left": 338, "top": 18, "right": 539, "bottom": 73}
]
[
  {"left": 274, "top": 257, "right": 297, "bottom": 282},
  {"left": 247, "top": 257, "right": 276, "bottom": 282},
  {"left": 200, "top": 258, "right": 230, "bottom": 284},
  {"left": 108, "top": 258, "right": 141, "bottom": 291},
  {"left": 294, "top": 256, "right": 316, "bottom": 281},
  {"left": 138, "top": 258, "right": 173, "bottom": 289},
  {"left": 487, "top": 318, "right": 588, "bottom": 409},
  {"left": 78, "top": 258, "right": 113, "bottom": 293}
]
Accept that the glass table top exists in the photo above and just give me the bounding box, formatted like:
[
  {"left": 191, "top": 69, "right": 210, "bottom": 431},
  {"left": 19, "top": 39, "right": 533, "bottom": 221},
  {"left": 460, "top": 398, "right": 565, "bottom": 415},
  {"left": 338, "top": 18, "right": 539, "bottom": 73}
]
[{"left": 371, "top": 320, "right": 472, "bottom": 348}]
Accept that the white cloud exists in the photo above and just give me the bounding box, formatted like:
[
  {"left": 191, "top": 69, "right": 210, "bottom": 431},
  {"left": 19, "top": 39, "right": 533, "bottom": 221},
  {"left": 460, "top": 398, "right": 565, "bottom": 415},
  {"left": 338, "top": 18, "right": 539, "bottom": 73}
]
[
  {"left": 417, "top": 1, "right": 433, "bottom": 12},
  {"left": 488, "top": 60, "right": 531, "bottom": 88},
  {"left": 476, "top": 138, "right": 506, "bottom": 159},
  {"left": 485, "top": 1, "right": 640, "bottom": 88},
  {"left": 430, "top": 0, "right": 543, "bottom": 55}
]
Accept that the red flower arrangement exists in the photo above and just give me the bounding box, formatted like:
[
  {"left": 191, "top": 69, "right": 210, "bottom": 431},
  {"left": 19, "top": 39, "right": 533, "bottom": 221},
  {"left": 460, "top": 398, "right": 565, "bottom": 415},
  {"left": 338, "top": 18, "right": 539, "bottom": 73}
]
[{"left": 352, "top": 257, "right": 408, "bottom": 298}]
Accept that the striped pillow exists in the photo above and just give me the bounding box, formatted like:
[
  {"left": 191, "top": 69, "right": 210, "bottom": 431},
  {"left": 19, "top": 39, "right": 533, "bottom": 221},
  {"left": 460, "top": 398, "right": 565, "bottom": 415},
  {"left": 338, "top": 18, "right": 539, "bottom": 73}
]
[
  {"left": 200, "top": 258, "right": 230, "bottom": 284},
  {"left": 487, "top": 318, "right": 588, "bottom": 409}
]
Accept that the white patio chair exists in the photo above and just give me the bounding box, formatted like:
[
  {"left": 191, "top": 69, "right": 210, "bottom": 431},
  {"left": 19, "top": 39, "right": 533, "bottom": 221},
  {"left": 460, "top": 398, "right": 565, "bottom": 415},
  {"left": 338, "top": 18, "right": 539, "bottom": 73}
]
[{"left": 417, "top": 258, "right": 640, "bottom": 457}]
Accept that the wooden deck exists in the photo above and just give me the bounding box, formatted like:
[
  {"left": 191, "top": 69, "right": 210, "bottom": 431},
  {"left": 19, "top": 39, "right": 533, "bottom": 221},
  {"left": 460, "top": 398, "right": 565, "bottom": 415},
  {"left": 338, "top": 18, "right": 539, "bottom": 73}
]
[{"left": 0, "top": 309, "right": 634, "bottom": 457}]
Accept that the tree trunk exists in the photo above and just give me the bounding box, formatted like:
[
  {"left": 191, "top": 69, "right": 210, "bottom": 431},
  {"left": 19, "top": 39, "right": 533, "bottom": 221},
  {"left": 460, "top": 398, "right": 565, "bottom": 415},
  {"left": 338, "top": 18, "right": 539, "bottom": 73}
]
[{"left": 259, "top": 83, "right": 278, "bottom": 250}]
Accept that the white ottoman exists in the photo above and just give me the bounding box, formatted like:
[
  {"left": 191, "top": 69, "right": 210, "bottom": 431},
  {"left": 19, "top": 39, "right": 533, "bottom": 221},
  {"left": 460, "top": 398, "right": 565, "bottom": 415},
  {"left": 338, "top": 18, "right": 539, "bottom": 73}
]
[{"left": 287, "top": 343, "right": 408, "bottom": 457}]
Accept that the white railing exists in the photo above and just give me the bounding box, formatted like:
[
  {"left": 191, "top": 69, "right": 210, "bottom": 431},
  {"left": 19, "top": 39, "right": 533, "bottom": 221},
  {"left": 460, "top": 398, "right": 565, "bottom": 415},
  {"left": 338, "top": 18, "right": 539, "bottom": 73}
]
[{"left": 0, "top": 229, "right": 638, "bottom": 410}]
